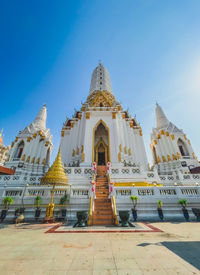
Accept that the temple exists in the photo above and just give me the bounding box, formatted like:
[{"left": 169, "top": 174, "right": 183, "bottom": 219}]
[{"left": 0, "top": 63, "right": 200, "bottom": 223}]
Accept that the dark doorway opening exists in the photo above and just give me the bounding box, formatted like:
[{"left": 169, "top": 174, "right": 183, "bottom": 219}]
[{"left": 98, "top": 152, "right": 105, "bottom": 165}]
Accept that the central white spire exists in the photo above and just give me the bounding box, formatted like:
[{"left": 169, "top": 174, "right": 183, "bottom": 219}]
[
  {"left": 89, "top": 62, "right": 113, "bottom": 94},
  {"left": 32, "top": 104, "right": 47, "bottom": 130},
  {"left": 156, "top": 103, "right": 169, "bottom": 129}
]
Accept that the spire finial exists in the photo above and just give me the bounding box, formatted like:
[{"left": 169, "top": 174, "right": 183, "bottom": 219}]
[
  {"left": 155, "top": 103, "right": 169, "bottom": 129},
  {"left": 32, "top": 105, "right": 47, "bottom": 130}
]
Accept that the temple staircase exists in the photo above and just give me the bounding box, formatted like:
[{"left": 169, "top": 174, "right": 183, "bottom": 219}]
[{"left": 92, "top": 166, "right": 114, "bottom": 225}]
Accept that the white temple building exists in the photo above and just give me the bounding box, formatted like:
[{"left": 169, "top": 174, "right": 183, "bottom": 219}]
[
  {"left": 0, "top": 63, "right": 200, "bottom": 223},
  {"left": 0, "top": 130, "right": 10, "bottom": 166}
]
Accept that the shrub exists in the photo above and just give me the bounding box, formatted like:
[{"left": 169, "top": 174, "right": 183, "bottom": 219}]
[
  {"left": 178, "top": 199, "right": 187, "bottom": 208},
  {"left": 130, "top": 196, "right": 138, "bottom": 209}
]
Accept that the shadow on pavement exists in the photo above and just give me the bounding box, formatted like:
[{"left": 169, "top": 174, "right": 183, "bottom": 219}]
[
  {"left": 162, "top": 241, "right": 200, "bottom": 270},
  {"left": 138, "top": 241, "right": 200, "bottom": 270}
]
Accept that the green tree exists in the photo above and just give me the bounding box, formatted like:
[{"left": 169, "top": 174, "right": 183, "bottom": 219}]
[
  {"left": 35, "top": 196, "right": 41, "bottom": 209},
  {"left": 2, "top": 197, "right": 14, "bottom": 210},
  {"left": 178, "top": 199, "right": 187, "bottom": 209},
  {"left": 130, "top": 196, "right": 138, "bottom": 210},
  {"left": 157, "top": 200, "right": 163, "bottom": 209}
]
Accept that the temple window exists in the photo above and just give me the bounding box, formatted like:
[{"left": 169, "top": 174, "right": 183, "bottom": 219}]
[
  {"left": 13, "top": 141, "right": 24, "bottom": 159},
  {"left": 177, "top": 138, "right": 189, "bottom": 157}
]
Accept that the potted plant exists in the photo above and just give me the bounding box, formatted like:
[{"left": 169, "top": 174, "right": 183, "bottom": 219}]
[
  {"left": 179, "top": 199, "right": 189, "bottom": 221},
  {"left": 59, "top": 194, "right": 69, "bottom": 218},
  {"left": 130, "top": 195, "right": 138, "bottom": 221},
  {"left": 0, "top": 196, "right": 14, "bottom": 222},
  {"left": 35, "top": 196, "right": 42, "bottom": 221},
  {"left": 119, "top": 210, "right": 130, "bottom": 227},
  {"left": 192, "top": 208, "right": 200, "bottom": 222},
  {"left": 157, "top": 200, "right": 164, "bottom": 221},
  {"left": 76, "top": 211, "right": 88, "bottom": 227}
]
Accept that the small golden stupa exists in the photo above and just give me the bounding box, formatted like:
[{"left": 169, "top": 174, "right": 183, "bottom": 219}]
[
  {"left": 41, "top": 148, "right": 68, "bottom": 185},
  {"left": 41, "top": 148, "right": 68, "bottom": 222}
]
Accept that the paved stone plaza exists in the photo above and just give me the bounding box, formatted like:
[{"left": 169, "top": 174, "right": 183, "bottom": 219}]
[{"left": 0, "top": 222, "right": 200, "bottom": 274}]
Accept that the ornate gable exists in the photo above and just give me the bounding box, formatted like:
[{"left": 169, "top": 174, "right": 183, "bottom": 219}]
[{"left": 88, "top": 91, "right": 115, "bottom": 107}]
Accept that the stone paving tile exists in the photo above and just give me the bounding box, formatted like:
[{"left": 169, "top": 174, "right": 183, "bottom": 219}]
[
  {"left": 117, "top": 270, "right": 143, "bottom": 275},
  {"left": 93, "top": 269, "right": 118, "bottom": 275},
  {"left": 69, "top": 257, "right": 93, "bottom": 270},
  {"left": 67, "top": 270, "right": 93, "bottom": 275}
]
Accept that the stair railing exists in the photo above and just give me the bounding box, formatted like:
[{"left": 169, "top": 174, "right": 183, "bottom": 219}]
[
  {"left": 107, "top": 167, "right": 118, "bottom": 226},
  {"left": 88, "top": 171, "right": 96, "bottom": 226}
]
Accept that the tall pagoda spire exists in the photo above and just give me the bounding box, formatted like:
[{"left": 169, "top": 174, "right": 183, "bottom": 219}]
[
  {"left": 32, "top": 104, "right": 47, "bottom": 130},
  {"left": 156, "top": 103, "right": 169, "bottom": 129},
  {"left": 89, "top": 62, "right": 113, "bottom": 95}
]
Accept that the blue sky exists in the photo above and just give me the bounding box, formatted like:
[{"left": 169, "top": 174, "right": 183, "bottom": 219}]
[{"left": 1, "top": 0, "right": 200, "bottom": 164}]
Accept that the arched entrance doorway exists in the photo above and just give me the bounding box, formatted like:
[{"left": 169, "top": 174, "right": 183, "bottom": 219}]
[{"left": 93, "top": 121, "right": 110, "bottom": 165}]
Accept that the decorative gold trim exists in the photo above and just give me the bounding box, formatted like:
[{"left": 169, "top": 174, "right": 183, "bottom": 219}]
[
  {"left": 177, "top": 152, "right": 181, "bottom": 159},
  {"left": 124, "top": 146, "right": 127, "bottom": 154},
  {"left": 70, "top": 122, "right": 74, "bottom": 128},
  {"left": 38, "top": 130, "right": 42, "bottom": 136},
  {"left": 157, "top": 156, "right": 161, "bottom": 163},
  {"left": 184, "top": 134, "right": 187, "bottom": 140},
  {"left": 21, "top": 154, "right": 25, "bottom": 161},
  {"left": 171, "top": 134, "right": 175, "bottom": 140},
  {"left": 27, "top": 137, "right": 32, "bottom": 142},
  {"left": 78, "top": 113, "right": 82, "bottom": 119},
  {"left": 26, "top": 156, "right": 30, "bottom": 163},
  {"left": 130, "top": 122, "right": 133, "bottom": 128},
  {"left": 128, "top": 148, "right": 131, "bottom": 156},
  {"left": 72, "top": 149, "right": 75, "bottom": 157},
  {"left": 167, "top": 155, "right": 171, "bottom": 161},
  {"left": 117, "top": 105, "right": 122, "bottom": 111},
  {"left": 162, "top": 156, "right": 166, "bottom": 162},
  {"left": 81, "top": 145, "right": 84, "bottom": 153},
  {"left": 119, "top": 144, "right": 122, "bottom": 152},
  {"left": 36, "top": 158, "right": 40, "bottom": 164},
  {"left": 172, "top": 154, "right": 177, "bottom": 160},
  {"left": 160, "top": 130, "right": 164, "bottom": 135},
  {"left": 42, "top": 158, "right": 46, "bottom": 165},
  {"left": 114, "top": 182, "right": 163, "bottom": 187},
  {"left": 122, "top": 113, "right": 125, "bottom": 119},
  {"left": 76, "top": 147, "right": 79, "bottom": 155},
  {"left": 45, "top": 141, "right": 49, "bottom": 147},
  {"left": 139, "top": 129, "right": 142, "bottom": 136},
  {"left": 15, "top": 137, "right": 18, "bottom": 142},
  {"left": 112, "top": 112, "right": 116, "bottom": 119},
  {"left": 118, "top": 152, "right": 121, "bottom": 162},
  {"left": 156, "top": 134, "right": 160, "bottom": 139},
  {"left": 153, "top": 140, "right": 157, "bottom": 145},
  {"left": 61, "top": 131, "right": 64, "bottom": 137},
  {"left": 11, "top": 142, "right": 14, "bottom": 148},
  {"left": 165, "top": 131, "right": 169, "bottom": 136},
  {"left": 86, "top": 112, "right": 90, "bottom": 119},
  {"left": 31, "top": 157, "right": 35, "bottom": 164},
  {"left": 81, "top": 152, "right": 85, "bottom": 162},
  {"left": 33, "top": 133, "right": 37, "bottom": 139}
]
